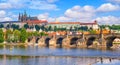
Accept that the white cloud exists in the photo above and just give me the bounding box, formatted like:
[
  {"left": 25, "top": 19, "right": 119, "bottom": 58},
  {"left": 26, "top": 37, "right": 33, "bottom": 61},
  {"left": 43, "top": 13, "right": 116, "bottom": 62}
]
[
  {"left": 108, "top": 0, "right": 120, "bottom": 4},
  {"left": 0, "top": 10, "right": 13, "bottom": 22},
  {"left": 29, "top": 1, "right": 58, "bottom": 10},
  {"left": 37, "top": 4, "right": 118, "bottom": 23},
  {"left": 37, "top": 13, "right": 49, "bottom": 20},
  {"left": 0, "top": 10, "right": 6, "bottom": 17},
  {"left": 64, "top": 5, "right": 95, "bottom": 22},
  {"left": 47, "top": 0, "right": 58, "bottom": 3},
  {"left": 0, "top": 3, "right": 12, "bottom": 9},
  {"left": 0, "top": 0, "right": 59, "bottom": 10},
  {"left": 3, "top": 17, "right": 12, "bottom": 21},
  {"left": 57, "top": 16, "right": 71, "bottom": 22},
  {"left": 48, "top": 17, "right": 56, "bottom": 22},
  {"left": 37, "top": 13, "right": 57, "bottom": 22},
  {"left": 38, "top": 5, "right": 95, "bottom": 22},
  {"left": 97, "top": 3, "right": 120, "bottom": 12},
  {"left": 96, "top": 16, "right": 120, "bottom": 24}
]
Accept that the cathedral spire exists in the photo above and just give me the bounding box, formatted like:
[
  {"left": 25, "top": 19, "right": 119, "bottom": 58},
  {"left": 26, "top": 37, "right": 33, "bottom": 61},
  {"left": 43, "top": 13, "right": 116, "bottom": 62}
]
[
  {"left": 18, "top": 13, "right": 21, "bottom": 21},
  {"left": 24, "top": 10, "right": 27, "bottom": 17}
]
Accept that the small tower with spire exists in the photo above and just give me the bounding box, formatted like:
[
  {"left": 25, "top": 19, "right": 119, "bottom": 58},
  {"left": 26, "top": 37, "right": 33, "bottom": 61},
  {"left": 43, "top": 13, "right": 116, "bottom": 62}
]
[{"left": 18, "top": 13, "right": 21, "bottom": 21}]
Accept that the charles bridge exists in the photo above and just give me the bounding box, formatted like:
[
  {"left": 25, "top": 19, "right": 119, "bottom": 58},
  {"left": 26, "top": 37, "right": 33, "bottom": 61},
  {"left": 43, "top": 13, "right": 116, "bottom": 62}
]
[{"left": 27, "top": 33, "right": 120, "bottom": 48}]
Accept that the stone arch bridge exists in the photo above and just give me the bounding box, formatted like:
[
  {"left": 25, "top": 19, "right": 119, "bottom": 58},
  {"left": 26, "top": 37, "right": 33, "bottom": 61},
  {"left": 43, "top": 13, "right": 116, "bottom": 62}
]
[{"left": 27, "top": 33, "right": 120, "bottom": 48}]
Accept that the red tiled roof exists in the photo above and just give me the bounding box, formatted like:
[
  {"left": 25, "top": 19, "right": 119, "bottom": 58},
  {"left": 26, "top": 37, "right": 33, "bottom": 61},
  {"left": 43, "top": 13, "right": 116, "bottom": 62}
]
[
  {"left": 80, "top": 23, "right": 97, "bottom": 25},
  {"left": 80, "top": 20, "right": 97, "bottom": 25},
  {"left": 48, "top": 20, "right": 97, "bottom": 25},
  {"left": 48, "top": 22, "right": 80, "bottom": 24},
  {"left": 26, "top": 20, "right": 48, "bottom": 24}
]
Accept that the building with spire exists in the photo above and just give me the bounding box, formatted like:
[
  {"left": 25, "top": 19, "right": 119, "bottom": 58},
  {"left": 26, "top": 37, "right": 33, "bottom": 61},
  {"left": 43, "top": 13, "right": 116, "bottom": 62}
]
[
  {"left": 18, "top": 11, "right": 46, "bottom": 22},
  {"left": 18, "top": 11, "right": 48, "bottom": 26}
]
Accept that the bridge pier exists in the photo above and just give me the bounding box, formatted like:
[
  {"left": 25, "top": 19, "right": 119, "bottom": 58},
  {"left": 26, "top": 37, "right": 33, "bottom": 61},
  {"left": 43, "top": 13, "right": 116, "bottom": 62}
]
[
  {"left": 62, "top": 37, "right": 70, "bottom": 47},
  {"left": 49, "top": 37, "right": 57, "bottom": 46},
  {"left": 76, "top": 39, "right": 86, "bottom": 48},
  {"left": 38, "top": 37, "right": 46, "bottom": 46}
]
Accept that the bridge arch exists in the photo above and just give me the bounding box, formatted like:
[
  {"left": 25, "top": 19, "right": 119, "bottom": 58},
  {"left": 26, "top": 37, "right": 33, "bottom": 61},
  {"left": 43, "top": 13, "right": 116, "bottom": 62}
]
[
  {"left": 35, "top": 37, "right": 40, "bottom": 43},
  {"left": 105, "top": 36, "right": 119, "bottom": 48},
  {"left": 56, "top": 37, "right": 64, "bottom": 47},
  {"left": 45, "top": 37, "right": 51, "bottom": 47},
  {"left": 27, "top": 37, "right": 33, "bottom": 42},
  {"left": 86, "top": 36, "right": 97, "bottom": 47},
  {"left": 70, "top": 37, "right": 79, "bottom": 45}
]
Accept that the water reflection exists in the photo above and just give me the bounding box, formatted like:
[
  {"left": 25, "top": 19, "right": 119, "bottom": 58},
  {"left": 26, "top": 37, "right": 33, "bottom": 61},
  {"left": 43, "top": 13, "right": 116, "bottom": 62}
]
[
  {"left": 0, "top": 45, "right": 120, "bottom": 65},
  {"left": 0, "top": 45, "right": 120, "bottom": 57},
  {"left": 0, "top": 55, "right": 120, "bottom": 65}
]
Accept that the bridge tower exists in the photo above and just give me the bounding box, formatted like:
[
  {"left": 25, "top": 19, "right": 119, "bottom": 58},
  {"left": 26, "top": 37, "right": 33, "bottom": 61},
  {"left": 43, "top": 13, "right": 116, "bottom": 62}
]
[{"left": 99, "top": 27, "right": 106, "bottom": 48}]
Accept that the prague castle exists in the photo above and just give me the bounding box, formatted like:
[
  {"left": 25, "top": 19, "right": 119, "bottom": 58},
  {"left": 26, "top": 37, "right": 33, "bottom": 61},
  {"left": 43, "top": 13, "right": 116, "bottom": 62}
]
[{"left": 0, "top": 11, "right": 99, "bottom": 30}]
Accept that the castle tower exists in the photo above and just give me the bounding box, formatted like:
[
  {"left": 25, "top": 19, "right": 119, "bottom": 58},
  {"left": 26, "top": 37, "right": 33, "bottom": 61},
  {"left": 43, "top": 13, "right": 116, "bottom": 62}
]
[
  {"left": 22, "top": 10, "right": 28, "bottom": 22},
  {"left": 18, "top": 13, "right": 21, "bottom": 21}
]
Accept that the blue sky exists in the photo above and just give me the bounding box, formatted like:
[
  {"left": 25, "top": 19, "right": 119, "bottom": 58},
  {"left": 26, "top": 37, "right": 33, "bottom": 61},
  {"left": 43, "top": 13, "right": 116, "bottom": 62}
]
[{"left": 0, "top": 0, "right": 120, "bottom": 24}]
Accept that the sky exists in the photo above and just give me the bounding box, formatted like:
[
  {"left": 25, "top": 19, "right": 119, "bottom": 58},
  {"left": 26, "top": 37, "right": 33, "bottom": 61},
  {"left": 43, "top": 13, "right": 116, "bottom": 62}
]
[{"left": 0, "top": 0, "right": 120, "bottom": 25}]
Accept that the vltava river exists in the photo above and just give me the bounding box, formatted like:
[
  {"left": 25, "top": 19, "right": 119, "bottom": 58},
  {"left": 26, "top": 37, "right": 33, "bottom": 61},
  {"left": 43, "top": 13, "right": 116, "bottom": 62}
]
[{"left": 0, "top": 45, "right": 120, "bottom": 65}]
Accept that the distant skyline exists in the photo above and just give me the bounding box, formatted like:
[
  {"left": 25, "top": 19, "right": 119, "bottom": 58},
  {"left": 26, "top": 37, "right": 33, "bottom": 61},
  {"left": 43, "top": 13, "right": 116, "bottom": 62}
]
[{"left": 0, "top": 0, "right": 120, "bottom": 24}]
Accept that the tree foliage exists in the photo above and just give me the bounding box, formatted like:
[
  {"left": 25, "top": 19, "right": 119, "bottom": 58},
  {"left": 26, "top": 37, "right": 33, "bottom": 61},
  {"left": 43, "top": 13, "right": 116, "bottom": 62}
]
[
  {"left": 24, "top": 24, "right": 29, "bottom": 29},
  {"left": 89, "top": 30, "right": 96, "bottom": 34},
  {"left": 11, "top": 24, "right": 19, "bottom": 30},
  {"left": 20, "top": 28, "right": 27, "bottom": 43},
  {"left": 6, "top": 29, "right": 13, "bottom": 42},
  {"left": 35, "top": 25, "right": 40, "bottom": 31},
  {"left": 13, "top": 30, "right": 20, "bottom": 42},
  {"left": 0, "top": 24, "right": 4, "bottom": 28},
  {"left": 78, "top": 26, "right": 88, "bottom": 31},
  {"left": 0, "top": 29, "right": 4, "bottom": 43}
]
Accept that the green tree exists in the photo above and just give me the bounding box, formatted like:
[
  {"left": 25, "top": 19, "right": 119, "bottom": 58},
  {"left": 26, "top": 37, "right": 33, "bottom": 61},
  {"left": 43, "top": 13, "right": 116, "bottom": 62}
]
[
  {"left": 54, "top": 26, "right": 57, "bottom": 31},
  {"left": 20, "top": 28, "right": 27, "bottom": 43},
  {"left": 78, "top": 26, "right": 88, "bottom": 31},
  {"left": 6, "top": 29, "right": 13, "bottom": 43},
  {"left": 35, "top": 25, "right": 40, "bottom": 31},
  {"left": 89, "top": 30, "right": 96, "bottom": 34},
  {"left": 48, "top": 26, "right": 52, "bottom": 31},
  {"left": 33, "top": 31, "right": 40, "bottom": 36},
  {"left": 0, "top": 29, "right": 4, "bottom": 43},
  {"left": 0, "top": 24, "right": 4, "bottom": 28},
  {"left": 13, "top": 30, "right": 20, "bottom": 42},
  {"left": 6, "top": 24, "right": 11, "bottom": 29},
  {"left": 41, "top": 25, "right": 45, "bottom": 31},
  {"left": 11, "top": 24, "right": 19, "bottom": 30},
  {"left": 27, "top": 32, "right": 33, "bottom": 37},
  {"left": 40, "top": 32, "right": 47, "bottom": 36},
  {"left": 24, "top": 24, "right": 29, "bottom": 29}
]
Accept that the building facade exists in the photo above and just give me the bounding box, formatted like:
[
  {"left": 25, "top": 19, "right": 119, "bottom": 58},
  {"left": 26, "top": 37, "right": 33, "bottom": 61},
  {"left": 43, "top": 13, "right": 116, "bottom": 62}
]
[
  {"left": 80, "top": 20, "right": 99, "bottom": 30},
  {"left": 47, "top": 20, "right": 99, "bottom": 30},
  {"left": 47, "top": 22, "right": 80, "bottom": 30}
]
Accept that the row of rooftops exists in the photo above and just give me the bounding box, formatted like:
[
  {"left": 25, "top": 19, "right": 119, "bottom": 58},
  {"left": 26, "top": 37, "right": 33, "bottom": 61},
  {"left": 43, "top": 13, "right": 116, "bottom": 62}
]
[
  {"left": 1, "top": 11, "right": 97, "bottom": 25},
  {"left": 48, "top": 20, "right": 97, "bottom": 25},
  {"left": 0, "top": 20, "right": 98, "bottom": 25}
]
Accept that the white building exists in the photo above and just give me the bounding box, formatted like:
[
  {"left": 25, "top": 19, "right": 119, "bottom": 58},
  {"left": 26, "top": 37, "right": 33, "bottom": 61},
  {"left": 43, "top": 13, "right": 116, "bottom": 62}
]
[{"left": 80, "top": 20, "right": 99, "bottom": 30}]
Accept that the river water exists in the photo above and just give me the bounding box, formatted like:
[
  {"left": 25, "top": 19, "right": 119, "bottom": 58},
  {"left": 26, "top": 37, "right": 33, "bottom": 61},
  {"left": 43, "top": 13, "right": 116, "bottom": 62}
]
[{"left": 0, "top": 45, "right": 120, "bottom": 65}]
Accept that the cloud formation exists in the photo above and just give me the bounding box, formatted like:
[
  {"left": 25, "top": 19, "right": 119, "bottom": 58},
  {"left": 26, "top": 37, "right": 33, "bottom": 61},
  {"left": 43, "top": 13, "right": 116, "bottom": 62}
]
[
  {"left": 0, "top": 10, "right": 12, "bottom": 21},
  {"left": 64, "top": 5, "right": 95, "bottom": 22},
  {"left": 108, "top": 0, "right": 120, "bottom": 4},
  {"left": 0, "top": 0, "right": 120, "bottom": 24},
  {"left": 97, "top": 3, "right": 120, "bottom": 12},
  {"left": 96, "top": 16, "right": 120, "bottom": 25},
  {"left": 0, "top": 0, "right": 59, "bottom": 10},
  {"left": 37, "top": 3, "right": 120, "bottom": 24}
]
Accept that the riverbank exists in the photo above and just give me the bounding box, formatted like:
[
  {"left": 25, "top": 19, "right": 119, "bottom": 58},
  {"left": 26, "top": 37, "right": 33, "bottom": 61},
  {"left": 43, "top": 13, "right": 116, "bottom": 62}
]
[
  {"left": 0, "top": 43, "right": 120, "bottom": 50},
  {"left": 1, "top": 54, "right": 120, "bottom": 59}
]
